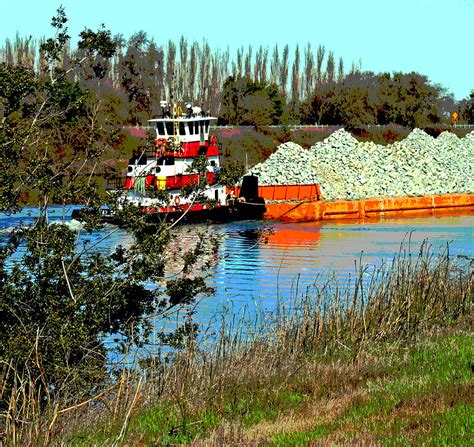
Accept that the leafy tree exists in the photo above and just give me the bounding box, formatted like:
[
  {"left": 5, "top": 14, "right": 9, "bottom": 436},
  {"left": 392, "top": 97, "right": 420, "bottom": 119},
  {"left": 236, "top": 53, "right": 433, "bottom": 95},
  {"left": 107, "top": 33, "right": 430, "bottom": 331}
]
[
  {"left": 325, "top": 51, "right": 335, "bottom": 84},
  {"left": 0, "top": 8, "right": 214, "bottom": 417},
  {"left": 218, "top": 76, "right": 284, "bottom": 128},
  {"left": 120, "top": 31, "right": 154, "bottom": 123},
  {"left": 218, "top": 160, "right": 244, "bottom": 187},
  {"left": 386, "top": 72, "right": 444, "bottom": 127},
  {"left": 316, "top": 44, "right": 325, "bottom": 86},
  {"left": 460, "top": 91, "right": 474, "bottom": 124},
  {"left": 290, "top": 44, "right": 300, "bottom": 104},
  {"left": 300, "top": 82, "right": 340, "bottom": 125},
  {"left": 280, "top": 44, "right": 289, "bottom": 99}
]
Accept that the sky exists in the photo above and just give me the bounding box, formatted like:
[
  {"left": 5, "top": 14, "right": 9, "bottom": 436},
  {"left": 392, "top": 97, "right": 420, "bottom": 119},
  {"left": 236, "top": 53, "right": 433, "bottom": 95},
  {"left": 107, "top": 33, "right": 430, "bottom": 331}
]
[{"left": 2, "top": 0, "right": 473, "bottom": 100}]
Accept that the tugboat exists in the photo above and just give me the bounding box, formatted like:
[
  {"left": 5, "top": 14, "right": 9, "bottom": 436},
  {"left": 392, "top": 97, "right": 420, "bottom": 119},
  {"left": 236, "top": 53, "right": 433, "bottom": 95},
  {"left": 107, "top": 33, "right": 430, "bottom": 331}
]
[{"left": 73, "top": 100, "right": 265, "bottom": 224}]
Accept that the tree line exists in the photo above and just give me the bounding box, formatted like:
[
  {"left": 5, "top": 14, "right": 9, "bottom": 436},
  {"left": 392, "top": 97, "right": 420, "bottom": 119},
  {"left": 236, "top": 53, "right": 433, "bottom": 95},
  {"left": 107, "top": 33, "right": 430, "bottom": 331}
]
[{"left": 1, "top": 30, "right": 473, "bottom": 129}]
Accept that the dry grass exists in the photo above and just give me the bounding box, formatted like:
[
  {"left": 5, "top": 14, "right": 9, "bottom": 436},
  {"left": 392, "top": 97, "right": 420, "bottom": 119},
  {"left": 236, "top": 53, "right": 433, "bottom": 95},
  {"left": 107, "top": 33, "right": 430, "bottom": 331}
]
[{"left": 1, "top": 243, "right": 472, "bottom": 445}]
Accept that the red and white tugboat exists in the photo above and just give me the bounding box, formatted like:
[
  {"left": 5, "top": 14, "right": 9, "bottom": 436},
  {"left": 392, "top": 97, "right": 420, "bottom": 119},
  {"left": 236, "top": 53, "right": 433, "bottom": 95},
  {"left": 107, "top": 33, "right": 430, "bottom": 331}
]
[
  {"left": 72, "top": 98, "right": 265, "bottom": 224},
  {"left": 111, "top": 102, "right": 264, "bottom": 224}
]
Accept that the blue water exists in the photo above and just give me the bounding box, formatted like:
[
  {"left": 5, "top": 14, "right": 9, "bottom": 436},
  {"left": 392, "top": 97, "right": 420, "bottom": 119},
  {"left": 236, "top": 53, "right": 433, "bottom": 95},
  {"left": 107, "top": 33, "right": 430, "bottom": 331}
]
[{"left": 2, "top": 207, "right": 473, "bottom": 350}]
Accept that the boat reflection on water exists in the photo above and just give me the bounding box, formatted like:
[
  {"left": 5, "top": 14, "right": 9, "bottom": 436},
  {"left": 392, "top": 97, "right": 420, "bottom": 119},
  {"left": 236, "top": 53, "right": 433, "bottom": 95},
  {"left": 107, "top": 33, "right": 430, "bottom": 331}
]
[{"left": 264, "top": 223, "right": 321, "bottom": 248}]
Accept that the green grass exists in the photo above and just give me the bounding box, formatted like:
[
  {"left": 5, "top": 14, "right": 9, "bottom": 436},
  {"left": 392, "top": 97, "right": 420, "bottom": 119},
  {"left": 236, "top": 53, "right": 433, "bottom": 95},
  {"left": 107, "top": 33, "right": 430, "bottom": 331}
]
[
  {"left": 66, "top": 387, "right": 309, "bottom": 445},
  {"left": 66, "top": 332, "right": 473, "bottom": 446},
  {"left": 266, "top": 333, "right": 473, "bottom": 446}
]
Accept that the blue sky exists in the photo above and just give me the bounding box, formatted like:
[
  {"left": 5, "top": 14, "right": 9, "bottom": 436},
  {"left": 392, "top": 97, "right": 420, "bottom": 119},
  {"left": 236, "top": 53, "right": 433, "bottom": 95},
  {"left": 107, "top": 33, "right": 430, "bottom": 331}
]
[{"left": 2, "top": 0, "right": 473, "bottom": 99}]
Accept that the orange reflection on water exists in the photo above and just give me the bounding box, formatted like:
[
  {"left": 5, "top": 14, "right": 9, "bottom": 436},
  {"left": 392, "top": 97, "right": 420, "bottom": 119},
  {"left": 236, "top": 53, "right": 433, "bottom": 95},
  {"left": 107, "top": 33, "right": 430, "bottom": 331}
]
[{"left": 265, "top": 223, "right": 321, "bottom": 248}]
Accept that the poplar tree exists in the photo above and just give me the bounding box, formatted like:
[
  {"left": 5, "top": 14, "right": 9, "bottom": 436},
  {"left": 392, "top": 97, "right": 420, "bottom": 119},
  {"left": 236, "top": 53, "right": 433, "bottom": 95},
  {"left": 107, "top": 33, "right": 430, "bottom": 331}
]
[
  {"left": 166, "top": 39, "right": 176, "bottom": 100},
  {"left": 261, "top": 46, "right": 268, "bottom": 83},
  {"left": 188, "top": 41, "right": 198, "bottom": 99},
  {"left": 280, "top": 44, "right": 289, "bottom": 99},
  {"left": 244, "top": 45, "right": 252, "bottom": 79},
  {"left": 270, "top": 44, "right": 280, "bottom": 85},
  {"left": 198, "top": 41, "right": 211, "bottom": 108},
  {"left": 210, "top": 52, "right": 221, "bottom": 114},
  {"left": 326, "top": 50, "right": 335, "bottom": 84},
  {"left": 291, "top": 44, "right": 300, "bottom": 103},
  {"left": 303, "top": 42, "right": 314, "bottom": 99},
  {"left": 179, "top": 36, "right": 188, "bottom": 100},
  {"left": 236, "top": 46, "right": 243, "bottom": 78},
  {"left": 316, "top": 44, "right": 325, "bottom": 85},
  {"left": 254, "top": 45, "right": 262, "bottom": 82},
  {"left": 337, "top": 56, "right": 344, "bottom": 83}
]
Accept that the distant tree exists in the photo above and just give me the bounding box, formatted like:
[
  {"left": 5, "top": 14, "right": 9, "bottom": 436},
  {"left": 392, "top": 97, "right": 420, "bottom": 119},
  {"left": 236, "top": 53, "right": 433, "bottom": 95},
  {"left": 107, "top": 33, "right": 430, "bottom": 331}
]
[
  {"left": 337, "top": 56, "right": 344, "bottom": 83},
  {"left": 316, "top": 44, "right": 325, "bottom": 85},
  {"left": 291, "top": 44, "right": 300, "bottom": 104},
  {"left": 198, "top": 41, "right": 211, "bottom": 108},
  {"left": 261, "top": 46, "right": 268, "bottom": 83},
  {"left": 120, "top": 31, "right": 153, "bottom": 123},
  {"left": 338, "top": 71, "right": 378, "bottom": 126},
  {"left": 146, "top": 39, "right": 164, "bottom": 115},
  {"left": 210, "top": 52, "right": 221, "bottom": 115},
  {"left": 388, "top": 72, "right": 444, "bottom": 127},
  {"left": 280, "top": 44, "right": 289, "bottom": 99},
  {"left": 460, "top": 91, "right": 474, "bottom": 124},
  {"left": 270, "top": 44, "right": 280, "bottom": 85},
  {"left": 166, "top": 39, "right": 176, "bottom": 100},
  {"left": 300, "top": 82, "right": 340, "bottom": 125},
  {"left": 220, "top": 47, "right": 230, "bottom": 87},
  {"left": 236, "top": 46, "right": 243, "bottom": 78},
  {"left": 325, "top": 50, "right": 335, "bottom": 84},
  {"left": 218, "top": 76, "right": 283, "bottom": 127},
  {"left": 179, "top": 36, "right": 188, "bottom": 101},
  {"left": 254, "top": 45, "right": 262, "bottom": 82},
  {"left": 303, "top": 43, "right": 314, "bottom": 99},
  {"left": 244, "top": 45, "right": 252, "bottom": 79}
]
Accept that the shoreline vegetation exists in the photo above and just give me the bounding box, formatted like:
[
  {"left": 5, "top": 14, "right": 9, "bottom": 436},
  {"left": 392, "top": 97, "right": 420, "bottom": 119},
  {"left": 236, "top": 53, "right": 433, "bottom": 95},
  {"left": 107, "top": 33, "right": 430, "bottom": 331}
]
[{"left": 3, "top": 243, "right": 472, "bottom": 445}]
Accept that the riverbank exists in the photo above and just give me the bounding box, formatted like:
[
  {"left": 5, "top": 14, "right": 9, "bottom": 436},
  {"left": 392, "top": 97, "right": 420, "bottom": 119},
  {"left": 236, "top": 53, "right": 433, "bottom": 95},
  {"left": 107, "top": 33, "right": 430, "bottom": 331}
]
[{"left": 5, "top": 246, "right": 472, "bottom": 445}]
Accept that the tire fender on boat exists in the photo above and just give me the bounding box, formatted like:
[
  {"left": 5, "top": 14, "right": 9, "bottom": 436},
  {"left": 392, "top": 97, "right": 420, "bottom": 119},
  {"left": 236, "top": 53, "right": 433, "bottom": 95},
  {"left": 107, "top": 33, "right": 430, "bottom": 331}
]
[{"left": 174, "top": 195, "right": 181, "bottom": 206}]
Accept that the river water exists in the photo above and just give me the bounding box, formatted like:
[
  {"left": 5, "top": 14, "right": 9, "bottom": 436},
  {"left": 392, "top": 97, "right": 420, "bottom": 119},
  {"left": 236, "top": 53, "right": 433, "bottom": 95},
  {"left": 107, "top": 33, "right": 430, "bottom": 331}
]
[{"left": 1, "top": 208, "right": 473, "bottom": 347}]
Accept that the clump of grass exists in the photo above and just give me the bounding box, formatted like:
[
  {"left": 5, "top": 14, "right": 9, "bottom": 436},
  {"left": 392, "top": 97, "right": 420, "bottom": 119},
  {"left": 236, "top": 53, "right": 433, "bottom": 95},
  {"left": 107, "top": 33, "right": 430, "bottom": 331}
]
[{"left": 1, "top": 243, "right": 472, "bottom": 445}]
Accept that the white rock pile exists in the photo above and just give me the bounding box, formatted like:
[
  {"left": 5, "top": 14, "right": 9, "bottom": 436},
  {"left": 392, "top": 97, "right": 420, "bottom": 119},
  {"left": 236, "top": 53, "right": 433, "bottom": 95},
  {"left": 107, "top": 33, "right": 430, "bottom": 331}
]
[{"left": 248, "top": 129, "right": 474, "bottom": 201}]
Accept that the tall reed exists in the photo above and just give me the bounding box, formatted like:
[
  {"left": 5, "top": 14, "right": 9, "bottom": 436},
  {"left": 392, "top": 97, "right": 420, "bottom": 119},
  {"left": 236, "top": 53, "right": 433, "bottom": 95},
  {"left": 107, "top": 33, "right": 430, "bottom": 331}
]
[{"left": 1, "top": 243, "right": 472, "bottom": 445}]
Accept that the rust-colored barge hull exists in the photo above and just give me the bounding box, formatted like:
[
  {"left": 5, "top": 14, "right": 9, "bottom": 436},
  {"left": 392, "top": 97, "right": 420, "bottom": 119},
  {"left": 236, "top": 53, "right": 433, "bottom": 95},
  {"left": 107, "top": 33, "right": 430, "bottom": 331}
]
[{"left": 263, "top": 193, "right": 474, "bottom": 222}]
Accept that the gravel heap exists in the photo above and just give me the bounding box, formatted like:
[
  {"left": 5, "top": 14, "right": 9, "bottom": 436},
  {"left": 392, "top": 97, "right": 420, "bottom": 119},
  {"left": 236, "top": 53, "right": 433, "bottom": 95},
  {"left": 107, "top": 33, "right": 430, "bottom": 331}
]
[
  {"left": 249, "top": 142, "right": 320, "bottom": 185},
  {"left": 247, "top": 129, "right": 474, "bottom": 201}
]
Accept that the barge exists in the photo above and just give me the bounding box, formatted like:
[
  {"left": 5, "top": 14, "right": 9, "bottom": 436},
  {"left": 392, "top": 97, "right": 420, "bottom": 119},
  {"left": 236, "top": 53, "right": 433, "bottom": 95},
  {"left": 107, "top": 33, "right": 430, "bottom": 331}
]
[{"left": 228, "top": 184, "right": 474, "bottom": 222}]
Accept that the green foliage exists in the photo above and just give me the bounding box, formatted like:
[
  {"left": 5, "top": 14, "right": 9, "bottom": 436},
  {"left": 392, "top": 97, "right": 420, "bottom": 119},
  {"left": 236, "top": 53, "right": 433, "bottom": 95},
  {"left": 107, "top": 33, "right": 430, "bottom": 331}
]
[
  {"left": 39, "top": 6, "right": 69, "bottom": 63},
  {"left": 218, "top": 160, "right": 244, "bottom": 187},
  {"left": 218, "top": 76, "right": 285, "bottom": 128},
  {"left": 0, "top": 8, "right": 214, "bottom": 414},
  {"left": 301, "top": 71, "right": 448, "bottom": 128},
  {"left": 460, "top": 91, "right": 474, "bottom": 124}
]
